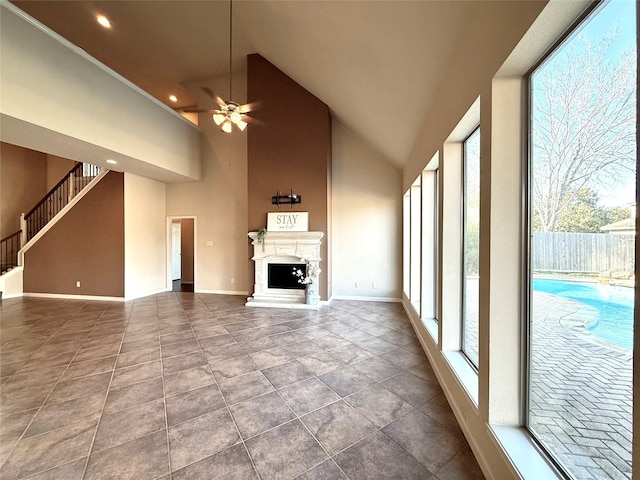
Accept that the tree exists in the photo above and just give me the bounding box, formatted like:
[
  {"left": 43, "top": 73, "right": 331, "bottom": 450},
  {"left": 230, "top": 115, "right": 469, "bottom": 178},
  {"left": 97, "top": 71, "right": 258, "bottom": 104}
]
[
  {"left": 553, "top": 187, "right": 631, "bottom": 233},
  {"left": 531, "top": 31, "right": 636, "bottom": 232}
]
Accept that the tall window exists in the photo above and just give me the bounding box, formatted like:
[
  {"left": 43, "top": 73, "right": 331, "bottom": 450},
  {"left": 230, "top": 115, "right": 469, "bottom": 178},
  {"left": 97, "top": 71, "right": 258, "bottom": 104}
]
[
  {"left": 433, "top": 169, "right": 439, "bottom": 323},
  {"left": 410, "top": 179, "right": 422, "bottom": 312},
  {"left": 463, "top": 128, "right": 480, "bottom": 368},
  {"left": 403, "top": 192, "right": 411, "bottom": 298},
  {"left": 422, "top": 167, "right": 439, "bottom": 333},
  {"left": 528, "top": 1, "right": 636, "bottom": 478}
]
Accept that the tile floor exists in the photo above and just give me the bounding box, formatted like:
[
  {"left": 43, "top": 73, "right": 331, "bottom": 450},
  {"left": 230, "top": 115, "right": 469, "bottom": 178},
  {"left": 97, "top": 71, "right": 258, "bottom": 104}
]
[{"left": 0, "top": 293, "right": 484, "bottom": 480}]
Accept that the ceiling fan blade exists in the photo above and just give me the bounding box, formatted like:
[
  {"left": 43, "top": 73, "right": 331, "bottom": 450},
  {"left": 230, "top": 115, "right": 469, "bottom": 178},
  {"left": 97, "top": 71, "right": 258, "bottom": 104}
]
[
  {"left": 201, "top": 87, "right": 227, "bottom": 108},
  {"left": 201, "top": 87, "right": 216, "bottom": 100},
  {"left": 215, "top": 95, "right": 227, "bottom": 108},
  {"left": 238, "top": 100, "right": 262, "bottom": 114},
  {"left": 241, "top": 114, "right": 263, "bottom": 126}
]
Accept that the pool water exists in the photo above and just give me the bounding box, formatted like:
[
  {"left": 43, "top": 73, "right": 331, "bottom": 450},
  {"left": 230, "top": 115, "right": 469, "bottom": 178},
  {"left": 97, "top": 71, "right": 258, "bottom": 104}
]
[{"left": 533, "top": 278, "right": 634, "bottom": 350}]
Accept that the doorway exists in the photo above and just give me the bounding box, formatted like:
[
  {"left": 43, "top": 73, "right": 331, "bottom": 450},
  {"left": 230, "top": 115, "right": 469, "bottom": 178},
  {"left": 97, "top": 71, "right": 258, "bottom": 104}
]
[{"left": 167, "top": 217, "right": 195, "bottom": 292}]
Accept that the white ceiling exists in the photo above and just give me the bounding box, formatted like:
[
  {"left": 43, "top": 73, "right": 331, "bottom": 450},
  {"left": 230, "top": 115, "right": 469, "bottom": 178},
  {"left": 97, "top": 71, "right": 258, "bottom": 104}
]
[{"left": 10, "top": 0, "right": 480, "bottom": 168}]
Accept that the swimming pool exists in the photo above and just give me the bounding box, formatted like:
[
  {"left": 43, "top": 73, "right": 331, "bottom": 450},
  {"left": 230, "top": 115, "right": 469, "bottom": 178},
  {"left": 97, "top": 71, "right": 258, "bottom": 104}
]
[{"left": 533, "top": 278, "right": 634, "bottom": 349}]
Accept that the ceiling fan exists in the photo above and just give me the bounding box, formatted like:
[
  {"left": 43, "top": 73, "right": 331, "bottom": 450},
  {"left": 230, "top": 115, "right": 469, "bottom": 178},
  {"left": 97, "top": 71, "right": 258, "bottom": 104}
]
[
  {"left": 193, "top": 87, "right": 259, "bottom": 133},
  {"left": 184, "top": 0, "right": 259, "bottom": 133}
]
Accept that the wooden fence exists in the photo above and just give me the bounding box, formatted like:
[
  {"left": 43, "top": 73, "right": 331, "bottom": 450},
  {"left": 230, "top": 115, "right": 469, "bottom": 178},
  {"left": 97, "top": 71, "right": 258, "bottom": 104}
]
[{"left": 533, "top": 232, "right": 635, "bottom": 273}]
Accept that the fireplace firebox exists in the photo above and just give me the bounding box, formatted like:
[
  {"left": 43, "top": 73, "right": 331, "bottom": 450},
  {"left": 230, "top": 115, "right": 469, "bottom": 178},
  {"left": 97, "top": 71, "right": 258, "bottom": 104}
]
[{"left": 268, "top": 263, "right": 306, "bottom": 290}]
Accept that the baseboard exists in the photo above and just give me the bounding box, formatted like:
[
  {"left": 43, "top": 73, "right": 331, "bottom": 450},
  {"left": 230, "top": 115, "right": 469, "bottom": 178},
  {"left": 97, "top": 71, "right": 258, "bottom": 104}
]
[
  {"left": 1, "top": 293, "right": 22, "bottom": 300},
  {"left": 329, "top": 295, "right": 401, "bottom": 303},
  {"left": 195, "top": 289, "right": 249, "bottom": 296},
  {"left": 23, "top": 292, "right": 126, "bottom": 302},
  {"left": 124, "top": 288, "right": 169, "bottom": 301}
]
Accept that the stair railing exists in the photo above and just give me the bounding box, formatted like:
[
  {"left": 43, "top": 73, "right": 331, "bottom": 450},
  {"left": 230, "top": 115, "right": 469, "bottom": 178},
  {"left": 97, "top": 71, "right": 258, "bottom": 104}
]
[
  {"left": 0, "top": 230, "right": 22, "bottom": 274},
  {"left": 22, "top": 162, "right": 103, "bottom": 241}
]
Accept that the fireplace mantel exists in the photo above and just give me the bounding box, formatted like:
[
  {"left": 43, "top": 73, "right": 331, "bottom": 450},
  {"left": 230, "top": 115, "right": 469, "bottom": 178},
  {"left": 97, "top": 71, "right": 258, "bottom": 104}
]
[{"left": 246, "top": 231, "right": 323, "bottom": 309}]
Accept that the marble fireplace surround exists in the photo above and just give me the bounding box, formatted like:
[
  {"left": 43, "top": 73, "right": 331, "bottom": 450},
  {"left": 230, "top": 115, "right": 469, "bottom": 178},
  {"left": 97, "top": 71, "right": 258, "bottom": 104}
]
[{"left": 246, "top": 231, "right": 323, "bottom": 309}]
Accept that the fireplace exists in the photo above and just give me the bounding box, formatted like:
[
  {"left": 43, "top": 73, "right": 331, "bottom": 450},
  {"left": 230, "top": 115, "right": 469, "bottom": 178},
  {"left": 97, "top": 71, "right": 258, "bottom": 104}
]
[{"left": 246, "top": 231, "right": 323, "bottom": 308}]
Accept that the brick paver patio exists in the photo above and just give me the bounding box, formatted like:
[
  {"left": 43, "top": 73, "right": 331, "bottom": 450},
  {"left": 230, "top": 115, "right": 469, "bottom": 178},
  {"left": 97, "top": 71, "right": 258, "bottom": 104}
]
[
  {"left": 530, "top": 292, "right": 633, "bottom": 480},
  {"left": 461, "top": 276, "right": 633, "bottom": 479}
]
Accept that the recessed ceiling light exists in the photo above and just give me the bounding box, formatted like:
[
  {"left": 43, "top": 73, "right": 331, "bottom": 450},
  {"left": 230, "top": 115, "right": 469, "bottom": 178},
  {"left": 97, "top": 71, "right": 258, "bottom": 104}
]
[
  {"left": 169, "top": 95, "right": 178, "bottom": 103},
  {"left": 106, "top": 159, "right": 117, "bottom": 165},
  {"left": 96, "top": 15, "right": 112, "bottom": 29}
]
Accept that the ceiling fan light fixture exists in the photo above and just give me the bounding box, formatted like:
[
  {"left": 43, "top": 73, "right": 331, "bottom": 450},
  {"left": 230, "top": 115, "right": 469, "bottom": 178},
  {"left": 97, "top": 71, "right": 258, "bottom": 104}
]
[
  {"left": 203, "top": 0, "right": 255, "bottom": 133},
  {"left": 221, "top": 120, "right": 233, "bottom": 133},
  {"left": 213, "top": 112, "right": 225, "bottom": 125},
  {"left": 229, "top": 110, "right": 241, "bottom": 124}
]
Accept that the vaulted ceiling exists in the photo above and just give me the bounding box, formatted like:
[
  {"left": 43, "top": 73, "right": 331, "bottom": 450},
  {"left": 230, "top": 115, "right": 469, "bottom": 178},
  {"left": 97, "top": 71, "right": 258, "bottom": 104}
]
[{"left": 10, "top": 1, "right": 482, "bottom": 168}]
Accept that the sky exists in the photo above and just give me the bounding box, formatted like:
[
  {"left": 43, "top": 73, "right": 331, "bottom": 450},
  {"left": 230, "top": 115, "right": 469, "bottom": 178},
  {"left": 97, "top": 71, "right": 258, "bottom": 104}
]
[
  {"left": 536, "top": 0, "right": 637, "bottom": 208},
  {"left": 577, "top": 0, "right": 636, "bottom": 207}
]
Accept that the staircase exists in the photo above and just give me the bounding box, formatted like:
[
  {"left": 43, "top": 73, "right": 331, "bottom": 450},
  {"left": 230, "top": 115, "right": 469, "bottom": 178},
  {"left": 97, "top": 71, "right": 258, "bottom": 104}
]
[{"left": 0, "top": 162, "right": 103, "bottom": 276}]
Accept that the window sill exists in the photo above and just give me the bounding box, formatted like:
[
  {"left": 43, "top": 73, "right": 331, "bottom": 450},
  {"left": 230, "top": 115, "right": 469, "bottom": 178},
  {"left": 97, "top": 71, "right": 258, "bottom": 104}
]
[
  {"left": 442, "top": 349, "right": 478, "bottom": 407},
  {"left": 488, "top": 425, "right": 563, "bottom": 480},
  {"left": 422, "top": 317, "right": 439, "bottom": 345}
]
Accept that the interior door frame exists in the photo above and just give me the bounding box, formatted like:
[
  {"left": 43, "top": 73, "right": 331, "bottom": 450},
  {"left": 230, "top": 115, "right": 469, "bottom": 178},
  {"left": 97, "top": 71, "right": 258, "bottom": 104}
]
[{"left": 166, "top": 216, "right": 197, "bottom": 292}]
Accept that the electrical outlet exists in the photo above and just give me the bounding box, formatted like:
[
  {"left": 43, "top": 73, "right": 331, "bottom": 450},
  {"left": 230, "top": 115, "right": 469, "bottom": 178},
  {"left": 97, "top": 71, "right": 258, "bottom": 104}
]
[
  {"left": 231, "top": 277, "right": 235, "bottom": 284},
  {"left": 355, "top": 282, "right": 359, "bottom": 288},
  {"left": 76, "top": 281, "right": 81, "bottom": 288},
  {"left": 372, "top": 282, "right": 377, "bottom": 289}
]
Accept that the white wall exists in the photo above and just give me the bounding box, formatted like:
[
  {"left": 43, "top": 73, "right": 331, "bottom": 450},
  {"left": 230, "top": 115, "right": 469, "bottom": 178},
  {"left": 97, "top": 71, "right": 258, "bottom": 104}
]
[
  {"left": 166, "top": 74, "right": 249, "bottom": 295},
  {"left": 124, "top": 173, "right": 167, "bottom": 299},
  {"left": 331, "top": 121, "right": 402, "bottom": 301},
  {"left": 0, "top": 3, "right": 201, "bottom": 183}
]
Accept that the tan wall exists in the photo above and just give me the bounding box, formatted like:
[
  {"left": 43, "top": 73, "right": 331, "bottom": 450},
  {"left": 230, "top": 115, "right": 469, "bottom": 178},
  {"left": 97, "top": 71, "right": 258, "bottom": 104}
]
[
  {"left": 0, "top": 142, "right": 47, "bottom": 238},
  {"left": 46, "top": 155, "right": 76, "bottom": 191},
  {"left": 23, "top": 171, "right": 124, "bottom": 296},
  {"left": 331, "top": 121, "right": 402, "bottom": 299},
  {"left": 247, "top": 54, "right": 332, "bottom": 300}
]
